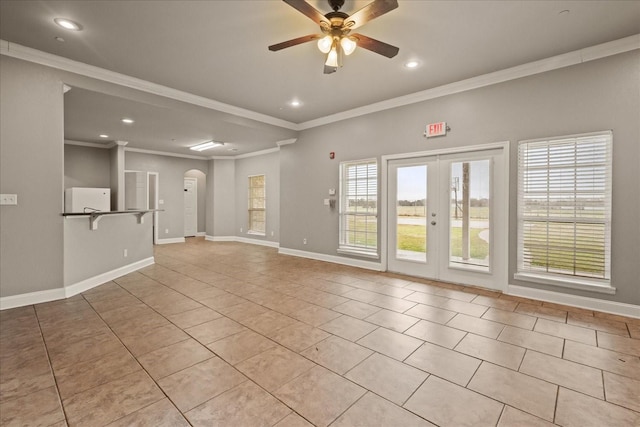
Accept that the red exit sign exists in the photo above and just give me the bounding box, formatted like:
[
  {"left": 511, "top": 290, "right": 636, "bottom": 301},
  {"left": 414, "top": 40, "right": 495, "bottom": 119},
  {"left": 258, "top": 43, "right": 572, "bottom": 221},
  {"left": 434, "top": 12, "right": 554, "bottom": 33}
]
[{"left": 426, "top": 121, "right": 447, "bottom": 138}]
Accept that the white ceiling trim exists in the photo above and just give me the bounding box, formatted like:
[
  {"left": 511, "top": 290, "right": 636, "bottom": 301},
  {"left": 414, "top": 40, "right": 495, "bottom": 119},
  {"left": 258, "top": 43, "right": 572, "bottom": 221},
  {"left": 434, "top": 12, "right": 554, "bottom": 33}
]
[
  {"left": 297, "top": 34, "right": 640, "bottom": 130},
  {"left": 64, "top": 139, "right": 111, "bottom": 149},
  {"left": 210, "top": 146, "right": 281, "bottom": 160},
  {"left": 2, "top": 35, "right": 638, "bottom": 132},
  {"left": 124, "top": 147, "right": 209, "bottom": 161},
  {"left": 276, "top": 138, "right": 298, "bottom": 147},
  {"left": 64, "top": 139, "right": 286, "bottom": 160},
  {"left": 0, "top": 39, "right": 299, "bottom": 131}
]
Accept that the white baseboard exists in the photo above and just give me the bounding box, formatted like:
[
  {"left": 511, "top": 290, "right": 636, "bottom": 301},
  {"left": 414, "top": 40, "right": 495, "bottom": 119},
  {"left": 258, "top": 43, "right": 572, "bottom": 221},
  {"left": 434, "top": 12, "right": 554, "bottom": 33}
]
[
  {"left": 206, "top": 235, "right": 236, "bottom": 242},
  {"left": 0, "top": 257, "right": 155, "bottom": 311},
  {"left": 156, "top": 237, "right": 186, "bottom": 245},
  {"left": 0, "top": 288, "right": 67, "bottom": 310},
  {"left": 278, "top": 247, "right": 383, "bottom": 272},
  {"left": 205, "top": 235, "right": 279, "bottom": 248},
  {"left": 235, "top": 236, "right": 279, "bottom": 248},
  {"left": 507, "top": 284, "right": 640, "bottom": 319},
  {"left": 64, "top": 257, "right": 155, "bottom": 298},
  {"left": 195, "top": 232, "right": 206, "bottom": 237}
]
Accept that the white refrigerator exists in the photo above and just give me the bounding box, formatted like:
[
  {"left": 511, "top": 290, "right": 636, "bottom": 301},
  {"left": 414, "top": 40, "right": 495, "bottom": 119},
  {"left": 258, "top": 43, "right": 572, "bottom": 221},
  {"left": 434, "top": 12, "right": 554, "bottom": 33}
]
[{"left": 65, "top": 187, "right": 111, "bottom": 213}]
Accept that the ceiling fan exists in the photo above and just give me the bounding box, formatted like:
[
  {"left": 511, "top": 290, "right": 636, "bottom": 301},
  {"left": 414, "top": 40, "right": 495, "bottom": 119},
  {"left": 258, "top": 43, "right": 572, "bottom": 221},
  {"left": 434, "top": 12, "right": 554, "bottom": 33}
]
[{"left": 269, "top": 0, "right": 399, "bottom": 74}]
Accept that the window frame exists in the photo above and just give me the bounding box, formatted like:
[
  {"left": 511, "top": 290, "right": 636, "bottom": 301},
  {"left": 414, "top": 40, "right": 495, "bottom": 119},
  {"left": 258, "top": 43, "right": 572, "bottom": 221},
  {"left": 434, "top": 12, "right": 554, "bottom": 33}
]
[
  {"left": 248, "top": 174, "right": 266, "bottom": 236},
  {"left": 515, "top": 130, "right": 613, "bottom": 294},
  {"left": 338, "top": 158, "right": 379, "bottom": 258}
]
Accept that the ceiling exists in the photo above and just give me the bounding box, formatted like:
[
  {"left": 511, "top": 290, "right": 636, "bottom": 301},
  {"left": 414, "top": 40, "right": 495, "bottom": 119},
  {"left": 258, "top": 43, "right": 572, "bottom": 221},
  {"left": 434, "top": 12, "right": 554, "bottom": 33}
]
[{"left": 1, "top": 0, "right": 639, "bottom": 157}]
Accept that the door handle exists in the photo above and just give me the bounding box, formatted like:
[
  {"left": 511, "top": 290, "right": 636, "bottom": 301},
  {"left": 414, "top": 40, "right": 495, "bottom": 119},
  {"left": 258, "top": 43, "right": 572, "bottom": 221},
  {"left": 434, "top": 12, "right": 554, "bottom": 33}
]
[{"left": 431, "top": 221, "right": 437, "bottom": 226}]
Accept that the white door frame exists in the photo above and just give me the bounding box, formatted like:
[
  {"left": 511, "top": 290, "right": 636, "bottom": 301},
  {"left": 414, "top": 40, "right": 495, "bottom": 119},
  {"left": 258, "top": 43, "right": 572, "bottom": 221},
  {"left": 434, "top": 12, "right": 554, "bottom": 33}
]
[
  {"left": 148, "top": 172, "right": 159, "bottom": 244},
  {"left": 184, "top": 177, "right": 198, "bottom": 237},
  {"left": 381, "top": 141, "right": 510, "bottom": 291}
]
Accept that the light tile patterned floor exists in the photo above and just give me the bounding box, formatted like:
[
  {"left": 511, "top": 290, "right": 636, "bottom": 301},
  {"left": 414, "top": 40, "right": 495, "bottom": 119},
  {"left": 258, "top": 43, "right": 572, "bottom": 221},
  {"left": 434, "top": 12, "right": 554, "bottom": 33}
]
[{"left": 1, "top": 238, "right": 639, "bottom": 426}]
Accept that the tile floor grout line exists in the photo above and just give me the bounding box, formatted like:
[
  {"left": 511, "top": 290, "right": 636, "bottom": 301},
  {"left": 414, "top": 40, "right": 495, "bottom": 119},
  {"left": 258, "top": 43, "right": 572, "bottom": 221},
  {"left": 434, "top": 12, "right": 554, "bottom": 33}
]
[
  {"left": 7, "top": 239, "right": 638, "bottom": 425},
  {"left": 79, "top": 291, "right": 192, "bottom": 425},
  {"left": 32, "top": 304, "right": 69, "bottom": 427},
  {"left": 494, "top": 405, "right": 507, "bottom": 427}
]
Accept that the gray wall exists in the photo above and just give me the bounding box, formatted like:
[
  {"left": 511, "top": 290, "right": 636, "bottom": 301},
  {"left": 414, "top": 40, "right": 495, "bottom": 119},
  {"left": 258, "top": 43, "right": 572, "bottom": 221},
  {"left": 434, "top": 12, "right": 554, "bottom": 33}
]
[
  {"left": 64, "top": 215, "right": 153, "bottom": 286},
  {"left": 184, "top": 168, "right": 207, "bottom": 234},
  {"left": 212, "top": 159, "right": 236, "bottom": 237},
  {"left": 235, "top": 151, "right": 280, "bottom": 244},
  {"left": 0, "top": 56, "right": 65, "bottom": 297},
  {"left": 124, "top": 151, "right": 208, "bottom": 240},
  {"left": 280, "top": 51, "right": 640, "bottom": 305},
  {"left": 64, "top": 145, "right": 111, "bottom": 189}
]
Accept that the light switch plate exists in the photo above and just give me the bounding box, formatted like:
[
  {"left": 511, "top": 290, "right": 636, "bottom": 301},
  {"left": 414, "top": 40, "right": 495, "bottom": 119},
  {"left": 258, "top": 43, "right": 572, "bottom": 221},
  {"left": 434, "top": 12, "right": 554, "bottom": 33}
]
[
  {"left": 0, "top": 194, "right": 17, "bottom": 205},
  {"left": 324, "top": 198, "right": 330, "bottom": 206}
]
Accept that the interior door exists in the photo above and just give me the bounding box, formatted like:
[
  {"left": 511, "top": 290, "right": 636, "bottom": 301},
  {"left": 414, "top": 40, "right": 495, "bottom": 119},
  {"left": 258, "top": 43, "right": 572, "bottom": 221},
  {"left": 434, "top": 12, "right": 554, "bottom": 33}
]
[
  {"left": 184, "top": 177, "right": 197, "bottom": 237},
  {"left": 387, "top": 147, "right": 506, "bottom": 290}
]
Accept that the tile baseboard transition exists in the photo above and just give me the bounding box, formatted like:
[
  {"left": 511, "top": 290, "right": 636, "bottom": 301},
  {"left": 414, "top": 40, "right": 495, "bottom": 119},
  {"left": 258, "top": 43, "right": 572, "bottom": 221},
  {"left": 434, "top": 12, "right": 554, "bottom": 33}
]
[
  {"left": 156, "top": 237, "right": 186, "bottom": 245},
  {"left": 0, "top": 257, "right": 154, "bottom": 310},
  {"left": 507, "top": 284, "right": 639, "bottom": 319},
  {"left": 278, "top": 247, "right": 383, "bottom": 272},
  {"left": 205, "top": 235, "right": 279, "bottom": 249}
]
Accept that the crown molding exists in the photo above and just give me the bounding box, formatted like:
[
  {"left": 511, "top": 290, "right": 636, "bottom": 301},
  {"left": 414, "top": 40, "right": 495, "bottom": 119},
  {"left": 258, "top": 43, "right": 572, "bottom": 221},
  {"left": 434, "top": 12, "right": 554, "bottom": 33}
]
[
  {"left": 297, "top": 34, "right": 640, "bottom": 130},
  {"left": 2, "top": 34, "right": 638, "bottom": 133},
  {"left": 64, "top": 139, "right": 111, "bottom": 149},
  {"left": 0, "top": 39, "right": 299, "bottom": 131},
  {"left": 276, "top": 138, "right": 297, "bottom": 147},
  {"left": 231, "top": 147, "right": 280, "bottom": 160},
  {"left": 124, "top": 147, "right": 209, "bottom": 161}
]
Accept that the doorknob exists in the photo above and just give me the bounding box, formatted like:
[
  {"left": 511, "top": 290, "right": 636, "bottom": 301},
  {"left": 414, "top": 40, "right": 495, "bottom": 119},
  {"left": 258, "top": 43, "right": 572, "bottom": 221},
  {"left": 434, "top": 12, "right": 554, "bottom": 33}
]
[{"left": 431, "top": 221, "right": 437, "bottom": 226}]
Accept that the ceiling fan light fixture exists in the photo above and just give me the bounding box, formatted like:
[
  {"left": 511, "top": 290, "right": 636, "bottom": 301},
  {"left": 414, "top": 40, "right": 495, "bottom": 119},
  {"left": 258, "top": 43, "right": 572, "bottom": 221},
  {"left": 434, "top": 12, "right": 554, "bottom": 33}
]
[
  {"left": 340, "top": 36, "right": 357, "bottom": 55},
  {"left": 325, "top": 45, "right": 339, "bottom": 67},
  {"left": 317, "top": 35, "right": 333, "bottom": 53},
  {"left": 190, "top": 141, "right": 223, "bottom": 151}
]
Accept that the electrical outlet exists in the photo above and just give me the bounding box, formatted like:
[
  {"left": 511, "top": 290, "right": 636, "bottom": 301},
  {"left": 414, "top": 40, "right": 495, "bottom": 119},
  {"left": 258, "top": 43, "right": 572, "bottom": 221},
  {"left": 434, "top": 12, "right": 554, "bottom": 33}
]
[
  {"left": 303, "top": 238, "right": 307, "bottom": 245},
  {"left": 0, "top": 194, "right": 17, "bottom": 205},
  {"left": 240, "top": 227, "right": 243, "bottom": 233},
  {"left": 158, "top": 199, "right": 164, "bottom": 205},
  {"left": 123, "top": 249, "right": 128, "bottom": 258},
  {"left": 165, "top": 229, "right": 169, "bottom": 234},
  {"left": 271, "top": 231, "right": 274, "bottom": 237}
]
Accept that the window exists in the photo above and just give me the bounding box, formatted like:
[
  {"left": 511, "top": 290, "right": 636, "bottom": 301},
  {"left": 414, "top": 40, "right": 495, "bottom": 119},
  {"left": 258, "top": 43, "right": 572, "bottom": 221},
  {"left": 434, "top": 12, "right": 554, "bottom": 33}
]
[
  {"left": 339, "top": 159, "right": 378, "bottom": 256},
  {"left": 248, "top": 175, "right": 265, "bottom": 234},
  {"left": 516, "top": 131, "right": 612, "bottom": 291}
]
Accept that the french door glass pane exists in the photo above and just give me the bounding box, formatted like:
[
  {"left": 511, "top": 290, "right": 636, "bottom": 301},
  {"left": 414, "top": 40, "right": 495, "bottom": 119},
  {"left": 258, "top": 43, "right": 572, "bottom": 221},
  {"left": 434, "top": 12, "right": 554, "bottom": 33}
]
[
  {"left": 449, "top": 160, "right": 490, "bottom": 269},
  {"left": 396, "top": 165, "right": 427, "bottom": 262}
]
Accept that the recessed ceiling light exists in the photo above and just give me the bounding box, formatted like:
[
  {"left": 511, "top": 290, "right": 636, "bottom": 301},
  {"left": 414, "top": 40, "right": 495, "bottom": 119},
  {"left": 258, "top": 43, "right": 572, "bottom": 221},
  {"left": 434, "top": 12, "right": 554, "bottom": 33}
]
[
  {"left": 121, "top": 118, "right": 134, "bottom": 124},
  {"left": 405, "top": 61, "right": 419, "bottom": 69},
  {"left": 99, "top": 134, "right": 109, "bottom": 138},
  {"left": 54, "top": 18, "right": 82, "bottom": 31},
  {"left": 190, "top": 141, "right": 223, "bottom": 151},
  {"left": 290, "top": 100, "right": 301, "bottom": 107}
]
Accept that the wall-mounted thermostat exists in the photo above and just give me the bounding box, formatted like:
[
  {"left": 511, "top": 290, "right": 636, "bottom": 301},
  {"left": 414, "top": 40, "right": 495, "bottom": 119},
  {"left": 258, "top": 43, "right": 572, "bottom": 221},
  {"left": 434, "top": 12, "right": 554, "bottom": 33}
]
[{"left": 329, "top": 188, "right": 336, "bottom": 196}]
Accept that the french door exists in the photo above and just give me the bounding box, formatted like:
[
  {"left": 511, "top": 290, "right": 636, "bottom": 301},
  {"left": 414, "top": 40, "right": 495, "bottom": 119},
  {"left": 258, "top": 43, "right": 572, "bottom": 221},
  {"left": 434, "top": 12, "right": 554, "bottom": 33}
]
[{"left": 386, "top": 147, "right": 507, "bottom": 290}]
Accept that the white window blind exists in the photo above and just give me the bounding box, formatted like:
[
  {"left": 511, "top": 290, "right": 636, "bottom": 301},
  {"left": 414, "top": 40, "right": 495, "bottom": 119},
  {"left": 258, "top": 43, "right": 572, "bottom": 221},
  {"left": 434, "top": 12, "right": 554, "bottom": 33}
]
[
  {"left": 248, "top": 175, "right": 265, "bottom": 234},
  {"left": 517, "top": 131, "right": 612, "bottom": 285},
  {"left": 339, "top": 159, "right": 378, "bottom": 254}
]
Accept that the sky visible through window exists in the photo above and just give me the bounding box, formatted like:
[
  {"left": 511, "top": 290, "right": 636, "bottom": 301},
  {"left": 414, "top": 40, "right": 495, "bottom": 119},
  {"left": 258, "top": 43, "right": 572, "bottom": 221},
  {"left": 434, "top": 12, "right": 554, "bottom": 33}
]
[{"left": 397, "top": 162, "right": 490, "bottom": 201}]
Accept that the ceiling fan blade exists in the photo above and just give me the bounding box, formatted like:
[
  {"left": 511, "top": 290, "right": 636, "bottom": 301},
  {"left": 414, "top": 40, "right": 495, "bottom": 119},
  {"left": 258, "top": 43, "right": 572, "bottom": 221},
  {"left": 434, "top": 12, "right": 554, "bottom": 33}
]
[
  {"left": 269, "top": 34, "right": 322, "bottom": 51},
  {"left": 352, "top": 33, "right": 399, "bottom": 58},
  {"left": 345, "top": 0, "right": 398, "bottom": 30},
  {"left": 283, "top": 0, "right": 330, "bottom": 26}
]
